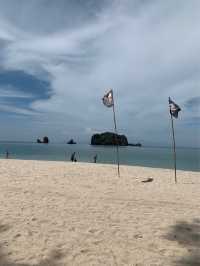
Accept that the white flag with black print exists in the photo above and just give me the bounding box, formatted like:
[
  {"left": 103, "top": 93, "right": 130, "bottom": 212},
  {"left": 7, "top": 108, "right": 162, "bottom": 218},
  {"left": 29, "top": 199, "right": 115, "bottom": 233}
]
[
  {"left": 102, "top": 89, "right": 114, "bottom": 108},
  {"left": 169, "top": 97, "right": 181, "bottom": 118}
]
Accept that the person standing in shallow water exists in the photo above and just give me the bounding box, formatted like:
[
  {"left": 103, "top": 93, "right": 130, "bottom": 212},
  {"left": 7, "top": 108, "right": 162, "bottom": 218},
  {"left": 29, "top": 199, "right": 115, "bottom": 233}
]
[
  {"left": 93, "top": 154, "right": 97, "bottom": 163},
  {"left": 5, "top": 150, "right": 9, "bottom": 159}
]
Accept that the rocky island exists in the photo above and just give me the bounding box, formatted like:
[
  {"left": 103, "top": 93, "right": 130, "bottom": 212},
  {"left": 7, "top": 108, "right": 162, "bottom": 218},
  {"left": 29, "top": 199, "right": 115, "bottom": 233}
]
[
  {"left": 37, "top": 136, "right": 49, "bottom": 144},
  {"left": 67, "top": 139, "right": 76, "bottom": 144},
  {"left": 128, "top": 143, "right": 142, "bottom": 147},
  {"left": 91, "top": 132, "right": 128, "bottom": 146},
  {"left": 91, "top": 132, "right": 142, "bottom": 147}
]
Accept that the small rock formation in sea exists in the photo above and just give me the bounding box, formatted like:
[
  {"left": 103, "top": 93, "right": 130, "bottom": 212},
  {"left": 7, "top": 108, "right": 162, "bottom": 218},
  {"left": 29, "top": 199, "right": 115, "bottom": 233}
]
[
  {"left": 128, "top": 143, "right": 142, "bottom": 147},
  {"left": 67, "top": 139, "right": 76, "bottom": 144},
  {"left": 43, "top": 136, "right": 49, "bottom": 143},
  {"left": 91, "top": 132, "right": 128, "bottom": 146},
  {"left": 37, "top": 136, "right": 49, "bottom": 144}
]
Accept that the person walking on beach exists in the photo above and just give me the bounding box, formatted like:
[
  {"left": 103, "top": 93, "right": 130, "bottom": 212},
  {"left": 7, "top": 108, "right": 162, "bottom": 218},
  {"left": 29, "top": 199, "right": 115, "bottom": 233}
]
[
  {"left": 93, "top": 154, "right": 97, "bottom": 163},
  {"left": 70, "top": 152, "right": 77, "bottom": 162},
  {"left": 70, "top": 152, "right": 75, "bottom": 162}
]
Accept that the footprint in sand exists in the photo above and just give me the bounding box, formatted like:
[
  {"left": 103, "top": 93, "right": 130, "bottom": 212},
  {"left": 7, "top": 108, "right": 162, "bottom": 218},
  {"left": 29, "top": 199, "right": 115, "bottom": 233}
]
[
  {"left": 71, "top": 248, "right": 116, "bottom": 265},
  {"left": 14, "top": 233, "right": 21, "bottom": 238},
  {"left": 134, "top": 234, "right": 143, "bottom": 239},
  {"left": 88, "top": 228, "right": 98, "bottom": 234}
]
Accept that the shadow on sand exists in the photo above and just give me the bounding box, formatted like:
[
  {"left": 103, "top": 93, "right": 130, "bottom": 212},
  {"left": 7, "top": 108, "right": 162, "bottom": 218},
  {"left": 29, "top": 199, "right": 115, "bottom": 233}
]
[
  {"left": 165, "top": 219, "right": 200, "bottom": 266},
  {"left": 0, "top": 223, "right": 64, "bottom": 266}
]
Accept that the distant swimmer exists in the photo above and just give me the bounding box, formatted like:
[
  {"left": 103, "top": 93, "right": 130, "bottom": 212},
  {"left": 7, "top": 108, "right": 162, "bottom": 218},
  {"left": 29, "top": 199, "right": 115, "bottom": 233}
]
[{"left": 93, "top": 154, "right": 97, "bottom": 163}]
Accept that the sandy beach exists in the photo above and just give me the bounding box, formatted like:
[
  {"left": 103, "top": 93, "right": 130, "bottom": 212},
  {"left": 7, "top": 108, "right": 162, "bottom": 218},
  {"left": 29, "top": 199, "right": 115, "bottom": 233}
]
[{"left": 0, "top": 159, "right": 199, "bottom": 266}]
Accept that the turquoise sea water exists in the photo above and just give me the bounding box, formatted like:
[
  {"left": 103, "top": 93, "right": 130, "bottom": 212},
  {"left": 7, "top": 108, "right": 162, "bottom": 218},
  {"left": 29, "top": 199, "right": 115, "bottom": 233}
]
[{"left": 0, "top": 142, "right": 199, "bottom": 172}]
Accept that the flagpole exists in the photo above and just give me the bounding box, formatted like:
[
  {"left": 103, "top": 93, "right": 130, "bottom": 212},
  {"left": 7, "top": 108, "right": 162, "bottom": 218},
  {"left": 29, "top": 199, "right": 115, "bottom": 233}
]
[
  {"left": 112, "top": 94, "right": 120, "bottom": 177},
  {"left": 169, "top": 108, "right": 177, "bottom": 184}
]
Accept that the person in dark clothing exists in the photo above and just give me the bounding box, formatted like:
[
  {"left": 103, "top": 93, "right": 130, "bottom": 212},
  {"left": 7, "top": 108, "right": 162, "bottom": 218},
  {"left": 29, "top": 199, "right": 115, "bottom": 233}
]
[
  {"left": 5, "top": 150, "right": 9, "bottom": 159},
  {"left": 70, "top": 152, "right": 76, "bottom": 162},
  {"left": 93, "top": 154, "right": 97, "bottom": 163}
]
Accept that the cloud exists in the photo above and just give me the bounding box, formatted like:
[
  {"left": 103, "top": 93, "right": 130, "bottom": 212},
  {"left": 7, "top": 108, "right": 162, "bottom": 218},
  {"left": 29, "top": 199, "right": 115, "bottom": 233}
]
[
  {"left": 185, "top": 97, "right": 200, "bottom": 110},
  {"left": 0, "top": 103, "right": 36, "bottom": 116},
  {"left": 0, "top": 0, "right": 199, "bottom": 145},
  {"left": 0, "top": 85, "right": 34, "bottom": 98}
]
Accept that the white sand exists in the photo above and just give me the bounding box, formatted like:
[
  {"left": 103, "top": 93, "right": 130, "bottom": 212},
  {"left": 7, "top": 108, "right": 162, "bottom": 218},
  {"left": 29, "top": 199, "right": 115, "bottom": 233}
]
[{"left": 0, "top": 159, "right": 199, "bottom": 266}]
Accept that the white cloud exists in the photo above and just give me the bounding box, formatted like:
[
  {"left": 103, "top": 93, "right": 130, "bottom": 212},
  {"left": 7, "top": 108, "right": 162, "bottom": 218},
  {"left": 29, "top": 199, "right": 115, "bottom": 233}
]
[
  {"left": 0, "top": 103, "right": 36, "bottom": 116},
  {"left": 0, "top": 85, "right": 34, "bottom": 98}
]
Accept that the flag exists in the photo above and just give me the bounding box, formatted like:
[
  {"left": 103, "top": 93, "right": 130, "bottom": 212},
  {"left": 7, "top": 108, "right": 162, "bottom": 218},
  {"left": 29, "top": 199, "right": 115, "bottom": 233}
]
[
  {"left": 102, "top": 89, "right": 114, "bottom": 107},
  {"left": 169, "top": 97, "right": 181, "bottom": 118}
]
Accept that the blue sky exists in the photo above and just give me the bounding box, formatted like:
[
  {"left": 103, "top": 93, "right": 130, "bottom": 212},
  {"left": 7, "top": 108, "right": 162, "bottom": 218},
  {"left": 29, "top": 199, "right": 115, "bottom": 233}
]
[{"left": 0, "top": 0, "right": 199, "bottom": 146}]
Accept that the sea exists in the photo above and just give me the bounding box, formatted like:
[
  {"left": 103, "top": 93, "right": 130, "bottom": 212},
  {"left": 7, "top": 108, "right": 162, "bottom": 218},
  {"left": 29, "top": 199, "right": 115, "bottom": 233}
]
[{"left": 0, "top": 142, "right": 199, "bottom": 172}]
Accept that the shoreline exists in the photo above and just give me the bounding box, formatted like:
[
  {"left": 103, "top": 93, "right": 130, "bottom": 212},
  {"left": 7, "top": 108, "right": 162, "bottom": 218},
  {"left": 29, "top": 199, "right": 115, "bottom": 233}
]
[
  {"left": 0, "top": 143, "right": 199, "bottom": 172},
  {"left": 0, "top": 158, "right": 199, "bottom": 173}
]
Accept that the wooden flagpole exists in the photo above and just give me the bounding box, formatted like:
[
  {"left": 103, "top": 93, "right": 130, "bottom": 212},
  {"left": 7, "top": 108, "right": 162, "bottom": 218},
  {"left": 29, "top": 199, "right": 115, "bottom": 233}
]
[
  {"left": 170, "top": 110, "right": 177, "bottom": 183},
  {"left": 112, "top": 92, "right": 120, "bottom": 177}
]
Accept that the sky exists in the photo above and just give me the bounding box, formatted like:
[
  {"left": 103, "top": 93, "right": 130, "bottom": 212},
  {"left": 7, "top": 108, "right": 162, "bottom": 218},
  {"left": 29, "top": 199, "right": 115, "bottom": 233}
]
[{"left": 0, "top": 0, "right": 199, "bottom": 147}]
